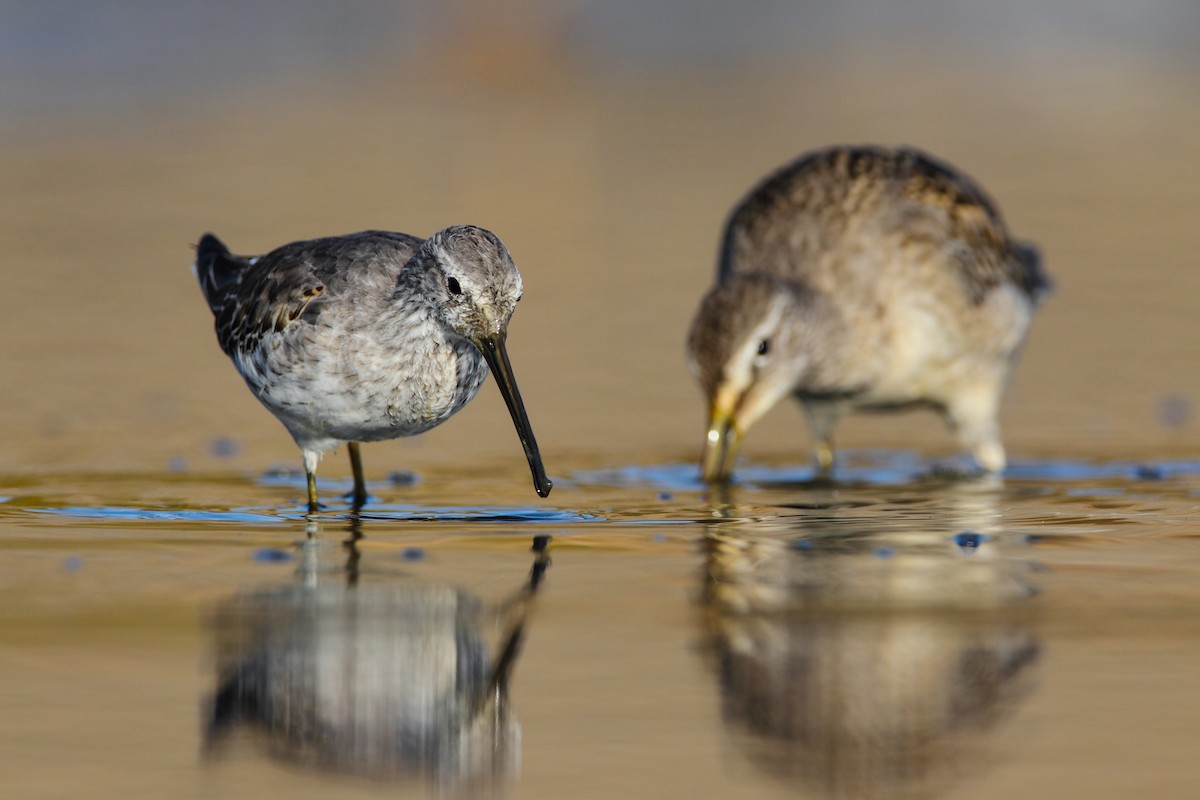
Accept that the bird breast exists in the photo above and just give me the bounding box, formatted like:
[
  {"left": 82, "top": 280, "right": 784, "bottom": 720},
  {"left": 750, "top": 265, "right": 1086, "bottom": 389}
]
[{"left": 238, "top": 314, "right": 489, "bottom": 444}]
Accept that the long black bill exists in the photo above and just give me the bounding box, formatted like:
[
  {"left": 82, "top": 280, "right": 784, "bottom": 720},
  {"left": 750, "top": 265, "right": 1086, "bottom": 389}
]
[{"left": 479, "top": 334, "right": 553, "bottom": 498}]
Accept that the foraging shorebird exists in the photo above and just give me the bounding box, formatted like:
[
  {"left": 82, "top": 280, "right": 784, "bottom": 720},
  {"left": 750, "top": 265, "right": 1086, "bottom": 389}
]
[
  {"left": 194, "top": 226, "right": 552, "bottom": 512},
  {"left": 687, "top": 145, "right": 1050, "bottom": 482}
]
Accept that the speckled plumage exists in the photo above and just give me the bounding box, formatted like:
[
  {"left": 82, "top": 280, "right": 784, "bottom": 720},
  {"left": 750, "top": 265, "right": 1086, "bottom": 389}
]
[
  {"left": 688, "top": 145, "right": 1051, "bottom": 481},
  {"left": 195, "top": 226, "right": 551, "bottom": 511}
]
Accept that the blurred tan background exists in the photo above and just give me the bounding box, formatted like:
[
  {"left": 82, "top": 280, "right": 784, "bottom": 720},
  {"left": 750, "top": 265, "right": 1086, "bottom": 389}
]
[{"left": 1, "top": 0, "right": 1197, "bottom": 479}]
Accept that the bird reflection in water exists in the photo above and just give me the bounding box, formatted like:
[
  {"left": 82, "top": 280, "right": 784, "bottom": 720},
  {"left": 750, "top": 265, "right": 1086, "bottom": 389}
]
[
  {"left": 701, "top": 488, "right": 1040, "bottom": 799},
  {"left": 204, "top": 523, "right": 551, "bottom": 796}
]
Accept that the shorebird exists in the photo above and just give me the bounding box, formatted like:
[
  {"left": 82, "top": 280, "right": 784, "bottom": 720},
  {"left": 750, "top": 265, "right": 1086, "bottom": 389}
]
[
  {"left": 687, "top": 145, "right": 1050, "bottom": 482},
  {"left": 194, "top": 225, "right": 552, "bottom": 512}
]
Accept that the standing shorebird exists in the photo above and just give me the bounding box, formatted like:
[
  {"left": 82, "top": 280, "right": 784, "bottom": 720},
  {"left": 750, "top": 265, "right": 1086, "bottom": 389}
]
[
  {"left": 687, "top": 145, "right": 1051, "bottom": 482},
  {"left": 194, "top": 225, "right": 552, "bottom": 512}
]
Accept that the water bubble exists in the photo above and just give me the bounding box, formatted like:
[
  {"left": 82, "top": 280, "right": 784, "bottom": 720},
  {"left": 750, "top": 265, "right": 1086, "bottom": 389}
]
[
  {"left": 399, "top": 547, "right": 425, "bottom": 561},
  {"left": 209, "top": 437, "right": 241, "bottom": 458},
  {"left": 261, "top": 464, "right": 304, "bottom": 481},
  {"left": 63, "top": 555, "right": 83, "bottom": 572},
  {"left": 1157, "top": 395, "right": 1192, "bottom": 429},
  {"left": 1134, "top": 464, "right": 1165, "bottom": 481},
  {"left": 954, "top": 531, "right": 986, "bottom": 550},
  {"left": 388, "top": 471, "right": 421, "bottom": 487},
  {"left": 252, "top": 547, "right": 293, "bottom": 564}
]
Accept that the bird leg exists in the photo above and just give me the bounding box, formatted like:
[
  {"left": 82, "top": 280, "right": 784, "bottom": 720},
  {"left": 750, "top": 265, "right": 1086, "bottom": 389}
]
[
  {"left": 302, "top": 449, "right": 321, "bottom": 515},
  {"left": 814, "top": 439, "right": 836, "bottom": 476},
  {"left": 802, "top": 400, "right": 842, "bottom": 478},
  {"left": 945, "top": 392, "right": 1007, "bottom": 475},
  {"left": 347, "top": 442, "right": 368, "bottom": 511},
  {"left": 305, "top": 472, "right": 319, "bottom": 515},
  {"left": 965, "top": 430, "right": 1006, "bottom": 475}
]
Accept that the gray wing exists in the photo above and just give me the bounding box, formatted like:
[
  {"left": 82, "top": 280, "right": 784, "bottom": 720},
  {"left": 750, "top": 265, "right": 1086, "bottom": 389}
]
[{"left": 195, "top": 231, "right": 424, "bottom": 357}]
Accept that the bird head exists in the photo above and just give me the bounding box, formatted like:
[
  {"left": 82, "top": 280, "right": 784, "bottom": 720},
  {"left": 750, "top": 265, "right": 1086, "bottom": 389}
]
[
  {"left": 417, "top": 226, "right": 552, "bottom": 499},
  {"left": 423, "top": 225, "right": 524, "bottom": 341},
  {"left": 687, "top": 272, "right": 816, "bottom": 484}
]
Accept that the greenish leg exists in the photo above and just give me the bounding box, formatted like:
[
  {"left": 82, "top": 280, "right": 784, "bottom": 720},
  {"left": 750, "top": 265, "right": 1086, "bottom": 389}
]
[
  {"left": 814, "top": 439, "right": 836, "bottom": 476},
  {"left": 301, "top": 448, "right": 321, "bottom": 515},
  {"left": 348, "top": 442, "right": 368, "bottom": 510},
  {"left": 803, "top": 399, "right": 841, "bottom": 479},
  {"left": 305, "top": 469, "right": 319, "bottom": 515}
]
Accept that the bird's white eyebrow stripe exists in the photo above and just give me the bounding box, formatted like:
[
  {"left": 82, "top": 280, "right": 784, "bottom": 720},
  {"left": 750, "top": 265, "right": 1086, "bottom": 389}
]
[{"left": 744, "top": 296, "right": 787, "bottom": 358}]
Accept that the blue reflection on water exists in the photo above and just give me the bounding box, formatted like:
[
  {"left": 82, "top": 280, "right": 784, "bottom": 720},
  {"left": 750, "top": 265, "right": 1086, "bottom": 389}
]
[
  {"left": 25, "top": 503, "right": 596, "bottom": 525},
  {"left": 1005, "top": 459, "right": 1200, "bottom": 481},
  {"left": 571, "top": 454, "right": 1200, "bottom": 492},
  {"left": 358, "top": 506, "right": 599, "bottom": 524},
  {"left": 252, "top": 547, "right": 294, "bottom": 563},
  {"left": 28, "top": 506, "right": 281, "bottom": 523}
]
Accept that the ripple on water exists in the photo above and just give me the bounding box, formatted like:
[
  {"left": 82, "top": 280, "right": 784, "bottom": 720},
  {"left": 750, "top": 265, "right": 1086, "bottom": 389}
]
[
  {"left": 8, "top": 456, "right": 1199, "bottom": 530},
  {"left": 253, "top": 471, "right": 594, "bottom": 522},
  {"left": 570, "top": 453, "right": 1200, "bottom": 492},
  {"left": 26, "top": 506, "right": 284, "bottom": 523},
  {"left": 564, "top": 461, "right": 905, "bottom": 491},
  {"left": 357, "top": 505, "right": 599, "bottom": 524},
  {"left": 1006, "top": 458, "right": 1200, "bottom": 482},
  {"left": 22, "top": 503, "right": 597, "bottom": 525},
  {"left": 569, "top": 451, "right": 977, "bottom": 491}
]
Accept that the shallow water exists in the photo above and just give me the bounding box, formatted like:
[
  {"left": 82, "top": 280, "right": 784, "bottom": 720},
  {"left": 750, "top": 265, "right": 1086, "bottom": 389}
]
[
  {"left": 4, "top": 5, "right": 1200, "bottom": 797},
  {"left": 2, "top": 453, "right": 1198, "bottom": 799}
]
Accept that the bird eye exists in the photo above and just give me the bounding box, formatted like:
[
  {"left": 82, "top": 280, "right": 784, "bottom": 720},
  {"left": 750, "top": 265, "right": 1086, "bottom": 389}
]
[
  {"left": 757, "top": 339, "right": 771, "bottom": 356},
  {"left": 447, "top": 277, "right": 462, "bottom": 296}
]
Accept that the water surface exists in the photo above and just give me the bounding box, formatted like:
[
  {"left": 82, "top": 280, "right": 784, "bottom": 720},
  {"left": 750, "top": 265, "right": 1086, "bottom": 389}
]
[
  {"left": 3, "top": 7, "right": 1199, "bottom": 797},
  {"left": 2, "top": 454, "right": 1197, "bottom": 799}
]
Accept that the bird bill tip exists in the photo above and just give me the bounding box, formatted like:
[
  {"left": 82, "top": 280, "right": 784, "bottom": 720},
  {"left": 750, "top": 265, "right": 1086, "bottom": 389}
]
[
  {"left": 477, "top": 333, "right": 553, "bottom": 501},
  {"left": 700, "top": 411, "right": 741, "bottom": 484}
]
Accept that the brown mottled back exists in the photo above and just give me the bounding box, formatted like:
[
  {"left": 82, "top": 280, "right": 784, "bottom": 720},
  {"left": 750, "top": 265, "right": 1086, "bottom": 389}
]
[{"left": 718, "top": 145, "right": 1050, "bottom": 304}]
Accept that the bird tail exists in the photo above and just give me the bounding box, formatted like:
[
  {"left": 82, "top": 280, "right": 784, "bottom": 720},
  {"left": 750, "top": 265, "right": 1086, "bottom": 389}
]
[
  {"left": 1011, "top": 241, "right": 1053, "bottom": 305},
  {"left": 193, "top": 233, "right": 251, "bottom": 313}
]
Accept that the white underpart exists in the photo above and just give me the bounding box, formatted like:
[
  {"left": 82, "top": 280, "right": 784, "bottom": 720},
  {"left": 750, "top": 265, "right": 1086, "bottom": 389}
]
[
  {"left": 857, "top": 282, "right": 1034, "bottom": 473},
  {"left": 233, "top": 307, "right": 489, "bottom": 461}
]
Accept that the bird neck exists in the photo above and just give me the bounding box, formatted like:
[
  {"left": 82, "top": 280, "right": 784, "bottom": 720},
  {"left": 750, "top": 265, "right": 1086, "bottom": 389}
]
[{"left": 783, "top": 287, "right": 866, "bottom": 395}]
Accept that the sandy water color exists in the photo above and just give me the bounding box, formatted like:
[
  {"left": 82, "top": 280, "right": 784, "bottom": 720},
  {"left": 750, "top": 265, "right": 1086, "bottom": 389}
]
[{"left": 2, "top": 4, "right": 1199, "bottom": 799}]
